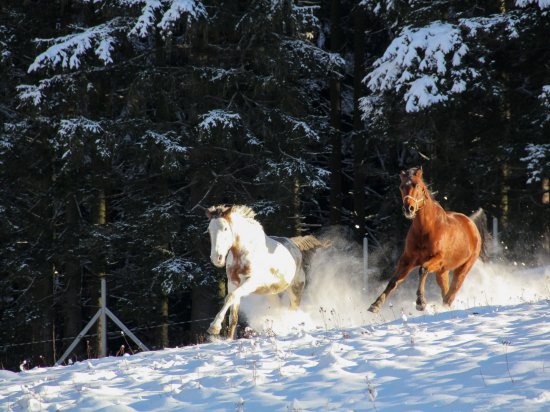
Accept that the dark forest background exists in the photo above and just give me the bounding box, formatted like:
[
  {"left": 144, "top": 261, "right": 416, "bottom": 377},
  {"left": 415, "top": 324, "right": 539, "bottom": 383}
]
[{"left": 0, "top": 0, "right": 548, "bottom": 371}]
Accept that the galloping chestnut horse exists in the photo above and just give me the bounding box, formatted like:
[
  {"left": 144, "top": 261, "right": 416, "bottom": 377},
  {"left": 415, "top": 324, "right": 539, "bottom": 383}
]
[{"left": 369, "top": 166, "right": 488, "bottom": 313}]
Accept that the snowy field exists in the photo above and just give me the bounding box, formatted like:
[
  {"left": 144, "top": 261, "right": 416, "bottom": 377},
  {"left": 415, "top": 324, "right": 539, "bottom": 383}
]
[{"left": 1, "top": 253, "right": 549, "bottom": 411}]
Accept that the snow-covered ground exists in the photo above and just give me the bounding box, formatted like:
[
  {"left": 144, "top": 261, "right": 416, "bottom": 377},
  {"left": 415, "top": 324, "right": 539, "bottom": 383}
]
[{"left": 1, "top": 257, "right": 549, "bottom": 411}]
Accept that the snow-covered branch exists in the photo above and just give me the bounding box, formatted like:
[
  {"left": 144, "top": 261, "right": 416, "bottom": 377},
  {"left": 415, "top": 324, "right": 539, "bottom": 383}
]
[
  {"left": 28, "top": 19, "right": 125, "bottom": 72},
  {"left": 521, "top": 143, "right": 550, "bottom": 184},
  {"left": 87, "top": 0, "right": 207, "bottom": 37},
  {"left": 28, "top": 1, "right": 207, "bottom": 73},
  {"left": 280, "top": 39, "right": 345, "bottom": 78},
  {"left": 139, "top": 130, "right": 189, "bottom": 172},
  {"left": 364, "top": 21, "right": 473, "bottom": 112},
  {"left": 363, "top": 12, "right": 527, "bottom": 113},
  {"left": 198, "top": 110, "right": 242, "bottom": 133}
]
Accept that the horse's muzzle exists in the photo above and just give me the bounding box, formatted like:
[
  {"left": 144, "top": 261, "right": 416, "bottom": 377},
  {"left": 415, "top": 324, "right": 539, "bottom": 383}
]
[
  {"left": 211, "top": 254, "right": 226, "bottom": 267},
  {"left": 402, "top": 204, "right": 416, "bottom": 220}
]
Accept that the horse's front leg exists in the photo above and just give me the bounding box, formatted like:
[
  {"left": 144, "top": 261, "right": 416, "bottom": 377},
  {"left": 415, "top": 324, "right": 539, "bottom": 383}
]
[
  {"left": 228, "top": 302, "right": 240, "bottom": 339},
  {"left": 369, "top": 256, "right": 416, "bottom": 313},
  {"left": 416, "top": 267, "right": 429, "bottom": 311},
  {"left": 208, "top": 278, "right": 257, "bottom": 337}
]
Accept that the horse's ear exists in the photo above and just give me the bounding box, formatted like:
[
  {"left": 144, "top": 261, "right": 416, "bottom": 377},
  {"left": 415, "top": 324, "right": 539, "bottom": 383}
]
[
  {"left": 415, "top": 166, "right": 423, "bottom": 178},
  {"left": 205, "top": 206, "right": 216, "bottom": 220},
  {"left": 220, "top": 206, "right": 232, "bottom": 219},
  {"left": 206, "top": 205, "right": 230, "bottom": 220}
]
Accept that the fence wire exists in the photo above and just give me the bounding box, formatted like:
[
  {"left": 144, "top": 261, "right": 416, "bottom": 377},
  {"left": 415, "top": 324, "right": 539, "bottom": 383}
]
[{"left": 0, "top": 316, "right": 215, "bottom": 351}]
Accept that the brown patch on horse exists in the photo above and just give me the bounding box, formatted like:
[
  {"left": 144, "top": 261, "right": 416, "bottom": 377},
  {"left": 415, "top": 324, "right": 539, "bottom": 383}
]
[
  {"left": 227, "top": 235, "right": 250, "bottom": 286},
  {"left": 290, "top": 235, "right": 331, "bottom": 252},
  {"left": 254, "top": 268, "right": 289, "bottom": 294}
]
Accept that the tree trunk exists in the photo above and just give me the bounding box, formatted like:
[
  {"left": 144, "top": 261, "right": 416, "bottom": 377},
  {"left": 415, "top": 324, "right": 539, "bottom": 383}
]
[
  {"left": 353, "top": 6, "right": 367, "bottom": 242},
  {"left": 96, "top": 189, "right": 107, "bottom": 356},
  {"left": 160, "top": 294, "right": 169, "bottom": 348},
  {"left": 30, "top": 168, "right": 55, "bottom": 366},
  {"left": 61, "top": 194, "right": 83, "bottom": 360},
  {"left": 329, "top": 0, "right": 342, "bottom": 225}
]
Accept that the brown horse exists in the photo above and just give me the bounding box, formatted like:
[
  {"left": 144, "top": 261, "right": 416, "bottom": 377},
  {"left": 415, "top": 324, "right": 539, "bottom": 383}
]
[{"left": 369, "top": 166, "right": 488, "bottom": 313}]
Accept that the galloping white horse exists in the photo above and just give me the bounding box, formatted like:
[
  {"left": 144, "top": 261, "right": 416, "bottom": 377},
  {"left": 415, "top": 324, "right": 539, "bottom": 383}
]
[{"left": 206, "top": 205, "right": 328, "bottom": 339}]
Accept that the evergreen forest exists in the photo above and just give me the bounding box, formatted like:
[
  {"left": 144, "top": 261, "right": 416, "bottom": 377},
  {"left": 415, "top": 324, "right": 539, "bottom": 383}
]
[{"left": 0, "top": 0, "right": 548, "bottom": 371}]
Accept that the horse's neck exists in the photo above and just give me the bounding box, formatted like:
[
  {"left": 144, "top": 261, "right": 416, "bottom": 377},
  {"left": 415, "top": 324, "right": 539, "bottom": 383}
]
[
  {"left": 231, "top": 215, "right": 266, "bottom": 254},
  {"left": 413, "top": 195, "right": 444, "bottom": 229}
]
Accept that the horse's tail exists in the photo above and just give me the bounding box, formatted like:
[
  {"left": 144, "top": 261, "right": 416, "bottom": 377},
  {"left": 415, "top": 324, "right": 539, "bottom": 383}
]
[
  {"left": 470, "top": 208, "right": 490, "bottom": 262},
  {"left": 290, "top": 235, "right": 331, "bottom": 252}
]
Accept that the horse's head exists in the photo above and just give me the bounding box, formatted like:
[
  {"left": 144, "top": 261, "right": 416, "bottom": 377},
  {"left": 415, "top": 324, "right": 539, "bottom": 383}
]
[
  {"left": 206, "top": 205, "right": 234, "bottom": 267},
  {"left": 399, "top": 166, "right": 427, "bottom": 220}
]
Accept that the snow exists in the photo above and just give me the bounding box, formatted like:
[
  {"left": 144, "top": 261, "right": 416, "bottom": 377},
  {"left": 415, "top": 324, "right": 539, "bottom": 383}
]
[
  {"left": 28, "top": 1, "right": 207, "bottom": 72},
  {"left": 541, "top": 85, "right": 550, "bottom": 108},
  {"left": 516, "top": 0, "right": 550, "bottom": 9},
  {"left": 521, "top": 143, "right": 550, "bottom": 184},
  {"left": 363, "top": 12, "right": 526, "bottom": 113},
  {"left": 198, "top": 110, "right": 242, "bottom": 133},
  {"left": 128, "top": 0, "right": 163, "bottom": 38},
  {"left": 157, "top": 0, "right": 207, "bottom": 36},
  {"left": 28, "top": 19, "right": 123, "bottom": 72},
  {"left": 152, "top": 257, "right": 200, "bottom": 293},
  {"left": 1, "top": 257, "right": 549, "bottom": 411},
  {"left": 364, "top": 21, "right": 474, "bottom": 113}
]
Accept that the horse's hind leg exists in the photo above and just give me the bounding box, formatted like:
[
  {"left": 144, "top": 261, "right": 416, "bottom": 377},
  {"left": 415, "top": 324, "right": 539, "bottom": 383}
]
[
  {"left": 444, "top": 259, "right": 475, "bottom": 307},
  {"left": 288, "top": 269, "right": 305, "bottom": 310},
  {"left": 416, "top": 267, "right": 428, "bottom": 311},
  {"left": 435, "top": 270, "right": 449, "bottom": 301}
]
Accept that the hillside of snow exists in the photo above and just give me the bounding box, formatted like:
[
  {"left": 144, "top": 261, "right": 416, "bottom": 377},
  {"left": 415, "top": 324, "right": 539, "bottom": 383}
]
[
  {"left": 1, "top": 255, "right": 549, "bottom": 411},
  {"left": 1, "top": 300, "right": 549, "bottom": 411},
  {"left": 0, "top": 242, "right": 550, "bottom": 411}
]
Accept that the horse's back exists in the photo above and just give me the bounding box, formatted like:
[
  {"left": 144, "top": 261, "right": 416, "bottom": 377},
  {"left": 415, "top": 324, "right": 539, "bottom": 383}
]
[{"left": 269, "top": 236, "right": 303, "bottom": 266}]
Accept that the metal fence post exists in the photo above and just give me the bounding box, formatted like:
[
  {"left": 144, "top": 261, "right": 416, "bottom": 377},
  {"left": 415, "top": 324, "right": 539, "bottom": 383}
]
[
  {"left": 100, "top": 276, "right": 107, "bottom": 358},
  {"left": 363, "top": 236, "right": 369, "bottom": 291},
  {"left": 55, "top": 276, "right": 149, "bottom": 366},
  {"left": 492, "top": 217, "right": 499, "bottom": 259}
]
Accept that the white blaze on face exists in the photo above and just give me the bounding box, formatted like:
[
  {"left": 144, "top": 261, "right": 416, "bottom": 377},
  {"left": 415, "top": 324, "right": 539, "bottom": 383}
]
[{"left": 208, "top": 218, "right": 233, "bottom": 267}]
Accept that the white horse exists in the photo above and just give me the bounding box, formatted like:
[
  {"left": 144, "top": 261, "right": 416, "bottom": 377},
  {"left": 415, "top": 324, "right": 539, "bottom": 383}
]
[{"left": 206, "top": 205, "right": 328, "bottom": 339}]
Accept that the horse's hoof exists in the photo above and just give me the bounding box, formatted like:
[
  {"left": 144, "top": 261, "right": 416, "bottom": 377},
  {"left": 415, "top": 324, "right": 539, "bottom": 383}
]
[
  {"left": 416, "top": 299, "right": 427, "bottom": 311},
  {"left": 207, "top": 324, "right": 221, "bottom": 335},
  {"left": 368, "top": 304, "right": 380, "bottom": 314}
]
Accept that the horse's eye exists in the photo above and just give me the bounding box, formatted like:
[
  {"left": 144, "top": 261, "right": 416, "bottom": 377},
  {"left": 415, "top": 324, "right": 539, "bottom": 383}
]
[{"left": 224, "top": 227, "right": 228, "bottom": 232}]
